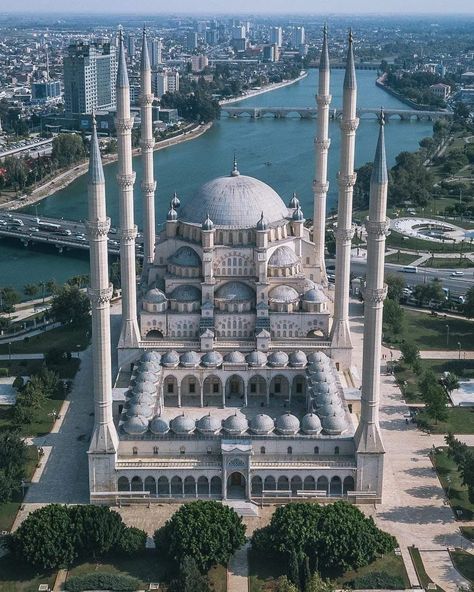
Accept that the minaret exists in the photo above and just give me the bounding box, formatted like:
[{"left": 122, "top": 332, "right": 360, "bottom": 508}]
[
  {"left": 116, "top": 30, "right": 141, "bottom": 348},
  {"left": 355, "top": 111, "right": 388, "bottom": 499},
  {"left": 313, "top": 25, "right": 331, "bottom": 284},
  {"left": 86, "top": 118, "right": 118, "bottom": 494},
  {"left": 331, "top": 30, "right": 358, "bottom": 367},
  {"left": 140, "top": 26, "right": 156, "bottom": 266}
]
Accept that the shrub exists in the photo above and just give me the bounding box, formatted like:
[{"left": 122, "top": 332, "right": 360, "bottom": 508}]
[
  {"left": 12, "top": 376, "right": 24, "bottom": 389},
  {"left": 64, "top": 573, "right": 140, "bottom": 592},
  {"left": 117, "top": 526, "right": 147, "bottom": 555},
  {"left": 0, "top": 368, "right": 8, "bottom": 377},
  {"left": 346, "top": 571, "right": 405, "bottom": 589}
]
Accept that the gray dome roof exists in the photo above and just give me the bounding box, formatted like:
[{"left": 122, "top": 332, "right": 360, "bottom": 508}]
[
  {"left": 202, "top": 214, "right": 214, "bottom": 231},
  {"left": 169, "top": 246, "right": 201, "bottom": 267},
  {"left": 180, "top": 351, "right": 201, "bottom": 367},
  {"left": 256, "top": 212, "right": 268, "bottom": 231},
  {"left": 223, "top": 414, "right": 248, "bottom": 435},
  {"left": 126, "top": 402, "right": 153, "bottom": 419},
  {"left": 246, "top": 351, "right": 267, "bottom": 367},
  {"left": 131, "top": 382, "right": 156, "bottom": 396},
  {"left": 268, "top": 246, "right": 299, "bottom": 268},
  {"left": 299, "top": 278, "right": 316, "bottom": 293},
  {"left": 171, "top": 192, "right": 181, "bottom": 208},
  {"left": 144, "top": 288, "right": 167, "bottom": 304},
  {"left": 313, "top": 389, "right": 337, "bottom": 407},
  {"left": 215, "top": 282, "right": 254, "bottom": 302},
  {"left": 224, "top": 351, "right": 246, "bottom": 364},
  {"left": 167, "top": 206, "right": 178, "bottom": 221},
  {"left": 140, "top": 351, "right": 161, "bottom": 364},
  {"left": 267, "top": 351, "right": 289, "bottom": 367},
  {"left": 149, "top": 416, "right": 170, "bottom": 435},
  {"left": 126, "top": 392, "right": 155, "bottom": 406},
  {"left": 301, "top": 413, "right": 322, "bottom": 434},
  {"left": 288, "top": 192, "right": 300, "bottom": 209},
  {"left": 316, "top": 400, "right": 343, "bottom": 418},
  {"left": 171, "top": 414, "right": 196, "bottom": 434},
  {"left": 133, "top": 371, "right": 157, "bottom": 384},
  {"left": 303, "top": 288, "right": 328, "bottom": 303},
  {"left": 292, "top": 205, "right": 304, "bottom": 221},
  {"left": 308, "top": 368, "right": 329, "bottom": 382},
  {"left": 136, "top": 360, "right": 160, "bottom": 374},
  {"left": 197, "top": 414, "right": 222, "bottom": 434},
  {"left": 161, "top": 350, "right": 180, "bottom": 367},
  {"left": 276, "top": 413, "right": 300, "bottom": 435},
  {"left": 289, "top": 351, "right": 307, "bottom": 367},
  {"left": 122, "top": 415, "right": 148, "bottom": 435},
  {"left": 170, "top": 285, "right": 201, "bottom": 302},
  {"left": 269, "top": 285, "right": 300, "bottom": 303},
  {"left": 322, "top": 412, "right": 348, "bottom": 435},
  {"left": 201, "top": 351, "right": 223, "bottom": 367},
  {"left": 250, "top": 414, "right": 274, "bottom": 435},
  {"left": 179, "top": 173, "right": 289, "bottom": 228}
]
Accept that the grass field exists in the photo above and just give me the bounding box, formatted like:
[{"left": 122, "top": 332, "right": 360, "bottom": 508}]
[
  {"left": 461, "top": 527, "right": 474, "bottom": 541},
  {"left": 386, "top": 230, "right": 469, "bottom": 253},
  {"left": 408, "top": 546, "right": 444, "bottom": 592},
  {"left": 385, "top": 252, "right": 418, "bottom": 265},
  {"left": 420, "top": 257, "right": 473, "bottom": 269},
  {"left": 450, "top": 549, "right": 474, "bottom": 582},
  {"left": 432, "top": 448, "right": 474, "bottom": 520},
  {"left": 0, "top": 325, "right": 90, "bottom": 355},
  {"left": 0, "top": 358, "right": 80, "bottom": 380},
  {"left": 418, "top": 408, "right": 474, "bottom": 436},
  {"left": 0, "top": 557, "right": 56, "bottom": 592}
]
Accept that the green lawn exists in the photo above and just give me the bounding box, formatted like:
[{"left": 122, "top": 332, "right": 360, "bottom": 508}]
[
  {"left": 432, "top": 448, "right": 474, "bottom": 520},
  {"left": 417, "top": 407, "right": 474, "bottom": 436},
  {"left": 420, "top": 257, "right": 473, "bottom": 269},
  {"left": 450, "top": 549, "right": 474, "bottom": 582},
  {"left": 408, "top": 547, "right": 444, "bottom": 592},
  {"left": 0, "top": 557, "right": 56, "bottom": 592},
  {"left": 0, "top": 358, "right": 80, "bottom": 380},
  {"left": 400, "top": 310, "right": 474, "bottom": 351},
  {"left": 386, "top": 230, "right": 469, "bottom": 254},
  {"left": 0, "top": 324, "right": 90, "bottom": 355},
  {"left": 393, "top": 362, "right": 423, "bottom": 403},
  {"left": 461, "top": 526, "right": 474, "bottom": 541},
  {"left": 385, "top": 252, "right": 418, "bottom": 265}
]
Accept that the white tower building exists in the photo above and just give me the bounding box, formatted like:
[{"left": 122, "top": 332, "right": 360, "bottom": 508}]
[
  {"left": 313, "top": 25, "right": 331, "bottom": 285},
  {"left": 87, "top": 118, "right": 118, "bottom": 494},
  {"left": 355, "top": 112, "right": 388, "bottom": 498},
  {"left": 140, "top": 28, "right": 157, "bottom": 266},
  {"left": 115, "top": 31, "right": 141, "bottom": 349},
  {"left": 331, "top": 31, "right": 358, "bottom": 368}
]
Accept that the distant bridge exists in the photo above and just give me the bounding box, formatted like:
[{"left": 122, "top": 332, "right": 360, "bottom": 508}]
[{"left": 221, "top": 106, "right": 453, "bottom": 122}]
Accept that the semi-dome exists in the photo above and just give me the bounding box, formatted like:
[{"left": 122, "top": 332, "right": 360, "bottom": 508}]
[
  {"left": 289, "top": 351, "right": 307, "bottom": 367},
  {"left": 276, "top": 413, "right": 300, "bottom": 435},
  {"left": 303, "top": 288, "right": 328, "bottom": 303},
  {"left": 224, "top": 351, "right": 246, "bottom": 364},
  {"left": 223, "top": 413, "right": 248, "bottom": 435},
  {"left": 161, "top": 350, "right": 180, "bottom": 367},
  {"left": 169, "top": 246, "right": 201, "bottom": 267},
  {"left": 126, "top": 402, "right": 153, "bottom": 419},
  {"left": 169, "top": 285, "right": 201, "bottom": 302},
  {"left": 180, "top": 351, "right": 201, "bottom": 367},
  {"left": 179, "top": 172, "right": 289, "bottom": 228},
  {"left": 269, "top": 285, "right": 300, "bottom": 303},
  {"left": 122, "top": 415, "right": 148, "bottom": 435},
  {"left": 267, "top": 351, "right": 289, "bottom": 367},
  {"left": 215, "top": 282, "right": 254, "bottom": 302},
  {"left": 250, "top": 414, "right": 274, "bottom": 435},
  {"left": 197, "top": 414, "right": 222, "bottom": 435},
  {"left": 171, "top": 414, "right": 196, "bottom": 434},
  {"left": 144, "top": 288, "right": 167, "bottom": 304},
  {"left": 201, "top": 351, "right": 223, "bottom": 367},
  {"left": 299, "top": 278, "right": 316, "bottom": 293},
  {"left": 246, "top": 351, "right": 267, "bottom": 367},
  {"left": 322, "top": 412, "right": 348, "bottom": 435},
  {"left": 149, "top": 416, "right": 170, "bottom": 435},
  {"left": 268, "top": 246, "right": 299, "bottom": 268},
  {"left": 301, "top": 413, "right": 322, "bottom": 435}
]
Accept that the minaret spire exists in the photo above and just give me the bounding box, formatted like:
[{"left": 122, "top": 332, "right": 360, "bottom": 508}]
[
  {"left": 355, "top": 113, "right": 388, "bottom": 498},
  {"left": 140, "top": 25, "right": 157, "bottom": 266},
  {"left": 312, "top": 24, "right": 332, "bottom": 284},
  {"left": 87, "top": 117, "right": 118, "bottom": 495},
  {"left": 331, "top": 29, "right": 359, "bottom": 368},
  {"left": 115, "top": 28, "right": 141, "bottom": 348}
]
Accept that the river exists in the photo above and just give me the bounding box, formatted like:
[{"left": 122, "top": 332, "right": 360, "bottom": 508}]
[{"left": 1, "top": 69, "right": 433, "bottom": 292}]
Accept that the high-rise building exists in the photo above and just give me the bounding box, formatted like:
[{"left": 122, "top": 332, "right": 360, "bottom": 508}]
[
  {"left": 126, "top": 34, "right": 136, "bottom": 57},
  {"left": 32, "top": 80, "right": 61, "bottom": 103},
  {"left": 291, "top": 26, "right": 305, "bottom": 48},
  {"left": 186, "top": 32, "right": 198, "bottom": 51},
  {"left": 149, "top": 38, "right": 162, "bottom": 67},
  {"left": 206, "top": 30, "right": 219, "bottom": 45},
  {"left": 152, "top": 70, "right": 180, "bottom": 98},
  {"left": 270, "top": 26, "right": 283, "bottom": 47},
  {"left": 263, "top": 44, "right": 277, "bottom": 62},
  {"left": 232, "top": 25, "right": 246, "bottom": 40},
  {"left": 191, "top": 55, "right": 209, "bottom": 72},
  {"left": 63, "top": 41, "right": 117, "bottom": 115}
]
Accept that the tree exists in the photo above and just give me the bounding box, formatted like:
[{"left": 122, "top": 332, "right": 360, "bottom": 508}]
[
  {"left": 117, "top": 526, "right": 147, "bottom": 555},
  {"left": 413, "top": 280, "right": 444, "bottom": 305},
  {"left": 385, "top": 274, "right": 405, "bottom": 303},
  {"left": 70, "top": 505, "right": 125, "bottom": 559},
  {"left": 400, "top": 341, "right": 420, "bottom": 368},
  {"left": 9, "top": 504, "right": 77, "bottom": 569},
  {"left": 50, "top": 285, "right": 90, "bottom": 327},
  {"left": 170, "top": 556, "right": 210, "bottom": 592},
  {"left": 51, "top": 134, "right": 85, "bottom": 168},
  {"left": 275, "top": 577, "right": 299, "bottom": 592},
  {"left": 443, "top": 373, "right": 460, "bottom": 396},
  {"left": 23, "top": 284, "right": 39, "bottom": 298},
  {"left": 354, "top": 162, "right": 373, "bottom": 209},
  {"left": 420, "top": 371, "right": 448, "bottom": 424},
  {"left": 304, "top": 573, "right": 335, "bottom": 592},
  {"left": 464, "top": 286, "right": 474, "bottom": 319},
  {"left": 288, "top": 548, "right": 301, "bottom": 587},
  {"left": 154, "top": 500, "right": 246, "bottom": 572},
  {"left": 0, "top": 430, "right": 27, "bottom": 502},
  {"left": 383, "top": 299, "right": 404, "bottom": 335},
  {"left": 446, "top": 432, "right": 469, "bottom": 465}
]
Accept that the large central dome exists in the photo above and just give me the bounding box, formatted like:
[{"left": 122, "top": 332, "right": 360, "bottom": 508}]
[{"left": 179, "top": 167, "right": 290, "bottom": 228}]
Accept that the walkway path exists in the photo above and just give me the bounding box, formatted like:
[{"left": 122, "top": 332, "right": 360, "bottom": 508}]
[
  {"left": 227, "top": 541, "right": 250, "bottom": 592},
  {"left": 0, "top": 353, "right": 45, "bottom": 360}
]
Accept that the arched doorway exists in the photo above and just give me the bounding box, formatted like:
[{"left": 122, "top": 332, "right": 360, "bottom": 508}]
[
  {"left": 203, "top": 376, "right": 222, "bottom": 407},
  {"left": 248, "top": 375, "right": 267, "bottom": 407},
  {"left": 269, "top": 375, "right": 290, "bottom": 404},
  {"left": 330, "top": 476, "right": 342, "bottom": 496},
  {"left": 118, "top": 476, "right": 130, "bottom": 492},
  {"left": 146, "top": 330, "right": 164, "bottom": 339},
  {"left": 343, "top": 476, "right": 355, "bottom": 494},
  {"left": 227, "top": 472, "right": 246, "bottom": 499},
  {"left": 225, "top": 375, "right": 245, "bottom": 406}
]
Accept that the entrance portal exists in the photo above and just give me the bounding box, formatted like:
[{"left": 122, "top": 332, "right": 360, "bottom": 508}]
[{"left": 227, "top": 472, "right": 246, "bottom": 499}]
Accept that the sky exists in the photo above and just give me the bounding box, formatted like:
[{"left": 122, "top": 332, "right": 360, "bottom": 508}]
[{"left": 5, "top": 0, "right": 474, "bottom": 14}]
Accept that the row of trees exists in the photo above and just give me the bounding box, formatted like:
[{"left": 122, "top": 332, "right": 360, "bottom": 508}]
[
  {"left": 445, "top": 433, "right": 474, "bottom": 503},
  {"left": 0, "top": 430, "right": 27, "bottom": 504},
  {"left": 384, "top": 69, "right": 452, "bottom": 108}
]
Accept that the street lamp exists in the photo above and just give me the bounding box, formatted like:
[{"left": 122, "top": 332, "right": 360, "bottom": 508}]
[
  {"left": 446, "top": 324, "right": 450, "bottom": 347},
  {"left": 447, "top": 475, "right": 452, "bottom": 498},
  {"left": 458, "top": 342, "right": 461, "bottom": 360},
  {"left": 8, "top": 342, "right": 12, "bottom": 363}
]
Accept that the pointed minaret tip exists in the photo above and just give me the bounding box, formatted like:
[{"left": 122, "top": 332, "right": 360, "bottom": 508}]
[
  {"left": 117, "top": 27, "right": 129, "bottom": 89},
  {"left": 231, "top": 152, "right": 240, "bottom": 176},
  {"left": 88, "top": 114, "right": 104, "bottom": 185},
  {"left": 343, "top": 28, "right": 356, "bottom": 90},
  {"left": 371, "top": 107, "right": 388, "bottom": 185},
  {"left": 319, "top": 23, "right": 330, "bottom": 72},
  {"left": 141, "top": 25, "right": 150, "bottom": 72}
]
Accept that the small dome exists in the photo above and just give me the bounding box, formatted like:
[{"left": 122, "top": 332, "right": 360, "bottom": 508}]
[
  {"left": 131, "top": 382, "right": 156, "bottom": 395},
  {"left": 269, "top": 285, "right": 300, "bottom": 304},
  {"left": 312, "top": 389, "right": 337, "bottom": 407},
  {"left": 314, "top": 382, "right": 332, "bottom": 395},
  {"left": 133, "top": 371, "right": 157, "bottom": 385},
  {"left": 170, "top": 285, "right": 201, "bottom": 302},
  {"left": 307, "top": 352, "right": 330, "bottom": 365},
  {"left": 126, "top": 392, "right": 155, "bottom": 406},
  {"left": 136, "top": 360, "right": 160, "bottom": 374},
  {"left": 167, "top": 206, "right": 178, "bottom": 221},
  {"left": 256, "top": 212, "right": 268, "bottom": 231},
  {"left": 299, "top": 278, "right": 316, "bottom": 293},
  {"left": 303, "top": 288, "right": 328, "bottom": 303},
  {"left": 250, "top": 414, "right": 274, "bottom": 435},
  {"left": 275, "top": 413, "right": 300, "bottom": 435},
  {"left": 140, "top": 351, "right": 161, "bottom": 364},
  {"left": 246, "top": 351, "right": 267, "bottom": 367},
  {"left": 301, "top": 413, "right": 322, "bottom": 435},
  {"left": 122, "top": 415, "right": 148, "bottom": 435},
  {"left": 288, "top": 192, "right": 300, "bottom": 209},
  {"left": 309, "top": 368, "right": 329, "bottom": 382},
  {"left": 169, "top": 246, "right": 201, "bottom": 267},
  {"left": 171, "top": 191, "right": 181, "bottom": 209},
  {"left": 161, "top": 350, "right": 180, "bottom": 367},
  {"left": 197, "top": 414, "right": 222, "bottom": 435},
  {"left": 289, "top": 351, "right": 307, "bottom": 367},
  {"left": 215, "top": 282, "right": 254, "bottom": 302},
  {"left": 267, "top": 351, "right": 289, "bottom": 367},
  {"left": 201, "top": 351, "right": 223, "bottom": 368},
  {"left": 180, "top": 351, "right": 201, "bottom": 367},
  {"left": 292, "top": 205, "right": 304, "bottom": 221},
  {"left": 223, "top": 414, "right": 248, "bottom": 435},
  {"left": 268, "top": 246, "right": 299, "bottom": 268},
  {"left": 170, "top": 414, "right": 195, "bottom": 434},
  {"left": 202, "top": 214, "right": 214, "bottom": 231},
  {"left": 126, "top": 402, "right": 153, "bottom": 419},
  {"left": 224, "top": 351, "right": 246, "bottom": 364},
  {"left": 149, "top": 416, "right": 170, "bottom": 435},
  {"left": 322, "top": 412, "right": 348, "bottom": 435},
  {"left": 316, "top": 400, "right": 343, "bottom": 418},
  {"left": 144, "top": 287, "right": 167, "bottom": 304}
]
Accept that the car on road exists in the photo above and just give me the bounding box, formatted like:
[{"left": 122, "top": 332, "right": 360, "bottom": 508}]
[
  {"left": 327, "top": 273, "right": 336, "bottom": 283},
  {"left": 75, "top": 234, "right": 86, "bottom": 241},
  {"left": 29, "top": 226, "right": 39, "bottom": 232},
  {"left": 451, "top": 271, "right": 464, "bottom": 277}
]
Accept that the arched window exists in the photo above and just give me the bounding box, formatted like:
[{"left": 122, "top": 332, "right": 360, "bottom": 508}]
[
  {"left": 132, "top": 446, "right": 138, "bottom": 455},
  {"left": 260, "top": 446, "right": 266, "bottom": 455},
  {"left": 180, "top": 446, "right": 185, "bottom": 455},
  {"left": 287, "top": 446, "right": 293, "bottom": 455},
  {"left": 131, "top": 476, "right": 143, "bottom": 491},
  {"left": 314, "top": 446, "right": 319, "bottom": 454},
  {"left": 117, "top": 476, "right": 130, "bottom": 491},
  {"left": 335, "top": 446, "right": 340, "bottom": 455},
  {"left": 153, "top": 446, "right": 159, "bottom": 455}
]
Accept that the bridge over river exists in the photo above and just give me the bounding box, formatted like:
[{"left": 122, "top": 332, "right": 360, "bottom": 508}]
[{"left": 221, "top": 106, "right": 453, "bottom": 122}]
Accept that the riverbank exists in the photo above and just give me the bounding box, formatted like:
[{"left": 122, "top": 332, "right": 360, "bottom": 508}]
[
  {"left": 0, "top": 121, "right": 213, "bottom": 213},
  {"left": 376, "top": 73, "right": 445, "bottom": 112},
  {"left": 219, "top": 70, "right": 308, "bottom": 106}
]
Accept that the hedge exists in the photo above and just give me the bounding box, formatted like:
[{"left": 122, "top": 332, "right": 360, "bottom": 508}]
[
  {"left": 64, "top": 573, "right": 140, "bottom": 592},
  {"left": 346, "top": 572, "right": 405, "bottom": 589}
]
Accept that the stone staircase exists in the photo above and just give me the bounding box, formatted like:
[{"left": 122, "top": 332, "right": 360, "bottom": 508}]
[{"left": 224, "top": 500, "right": 260, "bottom": 517}]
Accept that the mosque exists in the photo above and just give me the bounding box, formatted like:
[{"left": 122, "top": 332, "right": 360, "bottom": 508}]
[{"left": 87, "top": 27, "right": 388, "bottom": 505}]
